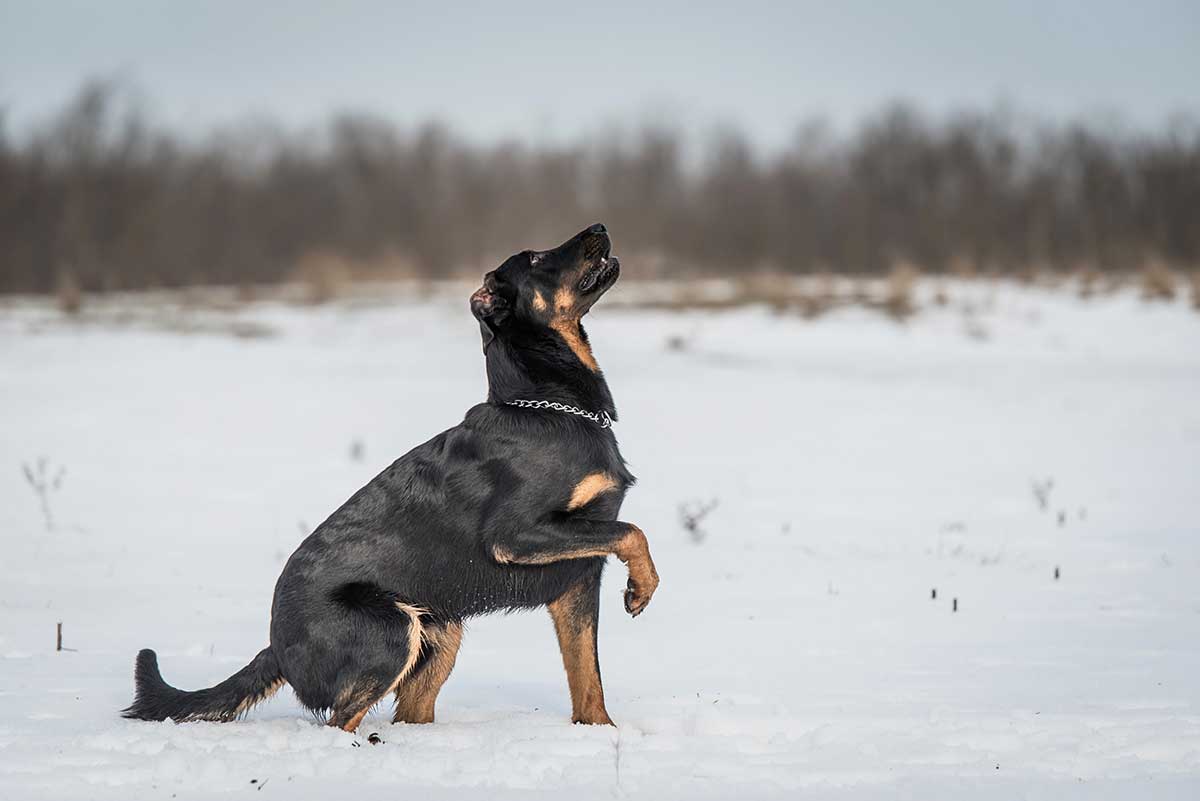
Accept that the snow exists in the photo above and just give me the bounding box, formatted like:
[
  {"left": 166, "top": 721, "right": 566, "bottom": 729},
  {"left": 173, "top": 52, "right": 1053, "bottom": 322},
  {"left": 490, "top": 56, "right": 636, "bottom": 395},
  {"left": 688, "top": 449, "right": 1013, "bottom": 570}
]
[{"left": 1, "top": 280, "right": 1199, "bottom": 799}]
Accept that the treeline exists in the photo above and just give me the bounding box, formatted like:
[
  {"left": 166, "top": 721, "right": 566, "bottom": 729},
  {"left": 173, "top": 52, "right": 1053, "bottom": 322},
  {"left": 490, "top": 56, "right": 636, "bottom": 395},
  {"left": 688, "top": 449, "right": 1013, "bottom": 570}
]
[{"left": 1, "top": 80, "right": 1198, "bottom": 294}]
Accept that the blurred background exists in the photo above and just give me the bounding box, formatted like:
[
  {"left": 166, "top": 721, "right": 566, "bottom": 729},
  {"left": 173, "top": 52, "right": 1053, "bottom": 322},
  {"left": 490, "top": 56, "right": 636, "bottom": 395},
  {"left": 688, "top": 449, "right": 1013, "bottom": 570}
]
[
  {"left": 4, "top": 4, "right": 1200, "bottom": 797},
  {"left": 1, "top": 0, "right": 1198, "bottom": 304}
]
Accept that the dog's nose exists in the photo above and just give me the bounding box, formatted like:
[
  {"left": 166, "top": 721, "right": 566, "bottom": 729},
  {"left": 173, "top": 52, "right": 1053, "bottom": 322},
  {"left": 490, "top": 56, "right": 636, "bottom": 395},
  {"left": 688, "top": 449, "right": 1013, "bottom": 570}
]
[{"left": 587, "top": 223, "right": 607, "bottom": 235}]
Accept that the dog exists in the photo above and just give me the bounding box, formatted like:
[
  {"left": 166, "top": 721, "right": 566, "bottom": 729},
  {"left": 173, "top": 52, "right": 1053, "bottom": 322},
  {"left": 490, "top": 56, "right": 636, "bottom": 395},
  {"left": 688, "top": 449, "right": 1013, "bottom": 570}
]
[{"left": 123, "top": 223, "right": 658, "bottom": 731}]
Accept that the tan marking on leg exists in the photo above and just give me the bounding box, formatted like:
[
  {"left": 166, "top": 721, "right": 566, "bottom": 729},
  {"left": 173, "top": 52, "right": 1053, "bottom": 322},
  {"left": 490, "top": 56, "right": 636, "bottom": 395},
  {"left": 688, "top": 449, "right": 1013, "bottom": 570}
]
[
  {"left": 329, "top": 680, "right": 380, "bottom": 731},
  {"left": 331, "top": 603, "right": 428, "bottom": 732},
  {"left": 551, "top": 286, "right": 599, "bottom": 371},
  {"left": 548, "top": 583, "right": 612, "bottom": 725},
  {"left": 490, "top": 524, "right": 657, "bottom": 570},
  {"left": 614, "top": 526, "right": 660, "bottom": 617},
  {"left": 392, "top": 602, "right": 429, "bottom": 687},
  {"left": 394, "top": 622, "right": 463, "bottom": 724},
  {"left": 341, "top": 705, "right": 371, "bottom": 733},
  {"left": 492, "top": 542, "right": 611, "bottom": 565},
  {"left": 567, "top": 472, "right": 617, "bottom": 510}
]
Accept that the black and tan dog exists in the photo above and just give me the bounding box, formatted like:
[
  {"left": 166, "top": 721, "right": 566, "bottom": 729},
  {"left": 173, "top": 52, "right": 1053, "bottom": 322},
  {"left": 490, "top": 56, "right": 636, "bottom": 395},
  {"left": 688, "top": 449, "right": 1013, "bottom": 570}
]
[{"left": 124, "top": 224, "right": 658, "bottom": 731}]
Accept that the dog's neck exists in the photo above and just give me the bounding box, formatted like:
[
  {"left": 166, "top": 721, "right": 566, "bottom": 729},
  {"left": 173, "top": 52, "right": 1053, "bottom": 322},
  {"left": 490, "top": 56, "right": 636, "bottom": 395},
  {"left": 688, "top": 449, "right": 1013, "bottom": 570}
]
[{"left": 484, "top": 323, "right": 616, "bottom": 419}]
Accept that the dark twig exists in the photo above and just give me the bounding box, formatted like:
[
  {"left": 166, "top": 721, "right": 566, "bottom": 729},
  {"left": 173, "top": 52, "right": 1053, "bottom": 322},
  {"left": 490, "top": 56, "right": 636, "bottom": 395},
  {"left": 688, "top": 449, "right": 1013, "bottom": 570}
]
[
  {"left": 679, "top": 498, "right": 719, "bottom": 544},
  {"left": 55, "top": 621, "right": 76, "bottom": 652},
  {"left": 1031, "top": 478, "right": 1054, "bottom": 512},
  {"left": 23, "top": 457, "right": 66, "bottom": 532}
]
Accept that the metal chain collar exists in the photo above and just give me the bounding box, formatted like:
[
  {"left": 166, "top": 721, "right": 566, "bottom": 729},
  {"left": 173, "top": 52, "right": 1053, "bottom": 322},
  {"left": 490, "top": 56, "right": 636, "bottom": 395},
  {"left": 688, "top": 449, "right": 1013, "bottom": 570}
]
[{"left": 505, "top": 399, "right": 614, "bottom": 429}]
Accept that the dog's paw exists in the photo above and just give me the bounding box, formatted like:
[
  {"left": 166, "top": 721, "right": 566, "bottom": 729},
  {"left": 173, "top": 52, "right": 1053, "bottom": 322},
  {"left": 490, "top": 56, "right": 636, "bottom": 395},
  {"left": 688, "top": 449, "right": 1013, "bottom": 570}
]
[{"left": 623, "top": 564, "right": 659, "bottom": 617}]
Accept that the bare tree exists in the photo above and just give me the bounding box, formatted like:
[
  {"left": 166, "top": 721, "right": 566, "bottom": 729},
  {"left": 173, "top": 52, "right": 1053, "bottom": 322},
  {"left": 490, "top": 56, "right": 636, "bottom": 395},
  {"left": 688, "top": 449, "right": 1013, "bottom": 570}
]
[{"left": 1, "top": 81, "right": 1197, "bottom": 294}]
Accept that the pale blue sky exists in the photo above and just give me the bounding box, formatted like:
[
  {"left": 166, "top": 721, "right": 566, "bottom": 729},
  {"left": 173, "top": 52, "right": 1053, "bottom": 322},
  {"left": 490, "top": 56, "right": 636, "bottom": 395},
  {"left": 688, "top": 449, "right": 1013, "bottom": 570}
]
[{"left": 1, "top": 0, "right": 1197, "bottom": 150}]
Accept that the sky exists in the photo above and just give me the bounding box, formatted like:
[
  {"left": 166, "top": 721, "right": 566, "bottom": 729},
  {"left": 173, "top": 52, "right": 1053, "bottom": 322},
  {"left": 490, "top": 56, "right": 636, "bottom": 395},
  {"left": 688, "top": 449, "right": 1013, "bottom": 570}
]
[{"left": 1, "top": 0, "right": 1198, "bottom": 151}]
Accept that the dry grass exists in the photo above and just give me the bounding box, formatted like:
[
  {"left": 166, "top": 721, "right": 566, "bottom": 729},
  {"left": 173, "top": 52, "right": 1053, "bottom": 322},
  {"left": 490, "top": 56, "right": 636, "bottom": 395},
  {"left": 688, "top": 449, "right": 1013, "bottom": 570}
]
[
  {"left": 742, "top": 273, "right": 848, "bottom": 319},
  {"left": 292, "top": 250, "right": 353, "bottom": 304},
  {"left": 814, "top": 272, "right": 838, "bottom": 306},
  {"left": 56, "top": 269, "right": 82, "bottom": 315},
  {"left": 947, "top": 254, "right": 978, "bottom": 279},
  {"left": 1140, "top": 259, "right": 1177, "bottom": 301},
  {"left": 1076, "top": 264, "right": 1102, "bottom": 300},
  {"left": 1013, "top": 262, "right": 1039, "bottom": 284},
  {"left": 740, "top": 273, "right": 798, "bottom": 314},
  {"left": 850, "top": 279, "right": 873, "bottom": 306},
  {"left": 932, "top": 283, "right": 950, "bottom": 306},
  {"left": 882, "top": 261, "right": 919, "bottom": 320},
  {"left": 235, "top": 282, "right": 259, "bottom": 303},
  {"left": 635, "top": 263, "right": 921, "bottom": 322},
  {"left": 637, "top": 283, "right": 744, "bottom": 312},
  {"left": 634, "top": 273, "right": 839, "bottom": 318}
]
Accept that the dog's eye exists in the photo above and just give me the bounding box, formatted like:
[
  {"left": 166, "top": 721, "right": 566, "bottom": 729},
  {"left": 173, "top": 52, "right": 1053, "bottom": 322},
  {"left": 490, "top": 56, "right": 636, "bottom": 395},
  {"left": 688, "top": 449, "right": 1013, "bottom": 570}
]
[{"left": 528, "top": 251, "right": 544, "bottom": 266}]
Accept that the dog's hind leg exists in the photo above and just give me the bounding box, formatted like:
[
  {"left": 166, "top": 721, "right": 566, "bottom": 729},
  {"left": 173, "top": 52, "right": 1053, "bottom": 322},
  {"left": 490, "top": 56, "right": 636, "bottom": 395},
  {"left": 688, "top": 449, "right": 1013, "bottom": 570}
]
[
  {"left": 393, "top": 621, "right": 463, "bottom": 724},
  {"left": 328, "top": 687, "right": 382, "bottom": 733},
  {"left": 548, "top": 573, "right": 613, "bottom": 726},
  {"left": 325, "top": 600, "right": 428, "bottom": 733}
]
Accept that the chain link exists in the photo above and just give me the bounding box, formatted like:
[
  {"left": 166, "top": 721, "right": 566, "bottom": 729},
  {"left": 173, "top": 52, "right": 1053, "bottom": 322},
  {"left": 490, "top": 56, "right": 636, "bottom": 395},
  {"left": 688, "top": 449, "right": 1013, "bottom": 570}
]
[{"left": 505, "top": 399, "right": 614, "bottom": 428}]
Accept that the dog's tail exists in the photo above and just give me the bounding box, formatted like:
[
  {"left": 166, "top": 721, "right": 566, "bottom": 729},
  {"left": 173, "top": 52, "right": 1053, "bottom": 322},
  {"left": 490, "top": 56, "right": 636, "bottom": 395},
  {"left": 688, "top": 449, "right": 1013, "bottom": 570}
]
[{"left": 121, "top": 647, "right": 284, "bottom": 723}]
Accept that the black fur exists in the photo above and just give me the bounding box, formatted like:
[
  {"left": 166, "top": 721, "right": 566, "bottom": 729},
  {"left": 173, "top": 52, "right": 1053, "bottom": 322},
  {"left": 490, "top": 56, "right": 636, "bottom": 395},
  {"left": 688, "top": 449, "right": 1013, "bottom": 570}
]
[
  {"left": 124, "top": 647, "right": 281, "bottom": 722},
  {"left": 124, "top": 223, "right": 651, "bottom": 727}
]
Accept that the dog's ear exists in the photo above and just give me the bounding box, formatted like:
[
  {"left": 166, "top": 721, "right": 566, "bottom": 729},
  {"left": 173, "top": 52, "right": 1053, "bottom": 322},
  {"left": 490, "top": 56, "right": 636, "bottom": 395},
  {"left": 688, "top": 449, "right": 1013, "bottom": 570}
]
[{"left": 470, "top": 282, "right": 509, "bottom": 348}]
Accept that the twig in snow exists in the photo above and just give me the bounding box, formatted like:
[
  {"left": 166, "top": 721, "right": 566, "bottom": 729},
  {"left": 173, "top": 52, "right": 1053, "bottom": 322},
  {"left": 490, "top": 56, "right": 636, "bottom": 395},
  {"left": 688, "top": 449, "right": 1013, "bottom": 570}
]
[
  {"left": 22, "top": 457, "right": 66, "bottom": 531},
  {"left": 678, "top": 498, "right": 719, "bottom": 544},
  {"left": 1031, "top": 478, "right": 1054, "bottom": 512},
  {"left": 55, "top": 621, "right": 77, "bottom": 652}
]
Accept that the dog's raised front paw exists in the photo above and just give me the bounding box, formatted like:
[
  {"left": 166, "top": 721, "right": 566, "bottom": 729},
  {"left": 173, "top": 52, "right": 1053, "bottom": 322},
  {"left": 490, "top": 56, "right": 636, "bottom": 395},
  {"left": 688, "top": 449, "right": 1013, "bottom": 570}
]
[{"left": 623, "top": 564, "right": 658, "bottom": 617}]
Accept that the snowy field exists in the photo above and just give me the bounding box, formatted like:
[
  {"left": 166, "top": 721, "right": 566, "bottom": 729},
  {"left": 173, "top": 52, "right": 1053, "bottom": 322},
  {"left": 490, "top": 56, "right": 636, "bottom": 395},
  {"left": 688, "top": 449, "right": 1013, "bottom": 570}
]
[{"left": 1, "top": 281, "right": 1199, "bottom": 800}]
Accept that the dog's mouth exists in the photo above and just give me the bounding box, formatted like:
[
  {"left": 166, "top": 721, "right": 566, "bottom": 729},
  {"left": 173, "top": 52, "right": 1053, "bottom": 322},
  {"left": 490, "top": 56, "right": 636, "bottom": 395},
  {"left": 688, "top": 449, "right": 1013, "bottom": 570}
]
[{"left": 578, "top": 254, "right": 620, "bottom": 295}]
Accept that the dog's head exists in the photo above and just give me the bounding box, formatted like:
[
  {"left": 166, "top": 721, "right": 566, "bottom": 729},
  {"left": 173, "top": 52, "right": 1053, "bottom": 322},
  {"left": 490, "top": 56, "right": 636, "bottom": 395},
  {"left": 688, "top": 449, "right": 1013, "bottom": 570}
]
[{"left": 470, "top": 223, "right": 619, "bottom": 364}]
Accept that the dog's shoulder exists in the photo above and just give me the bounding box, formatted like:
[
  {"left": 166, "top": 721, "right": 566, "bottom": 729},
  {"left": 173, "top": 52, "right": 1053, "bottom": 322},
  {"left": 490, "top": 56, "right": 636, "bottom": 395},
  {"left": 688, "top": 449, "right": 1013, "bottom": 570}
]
[{"left": 457, "top": 402, "right": 633, "bottom": 494}]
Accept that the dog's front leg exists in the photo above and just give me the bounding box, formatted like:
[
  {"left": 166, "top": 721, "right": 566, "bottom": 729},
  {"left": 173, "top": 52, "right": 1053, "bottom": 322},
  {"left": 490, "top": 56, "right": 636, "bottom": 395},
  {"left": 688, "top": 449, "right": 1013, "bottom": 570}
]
[
  {"left": 489, "top": 518, "right": 660, "bottom": 617},
  {"left": 547, "top": 571, "right": 612, "bottom": 725}
]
